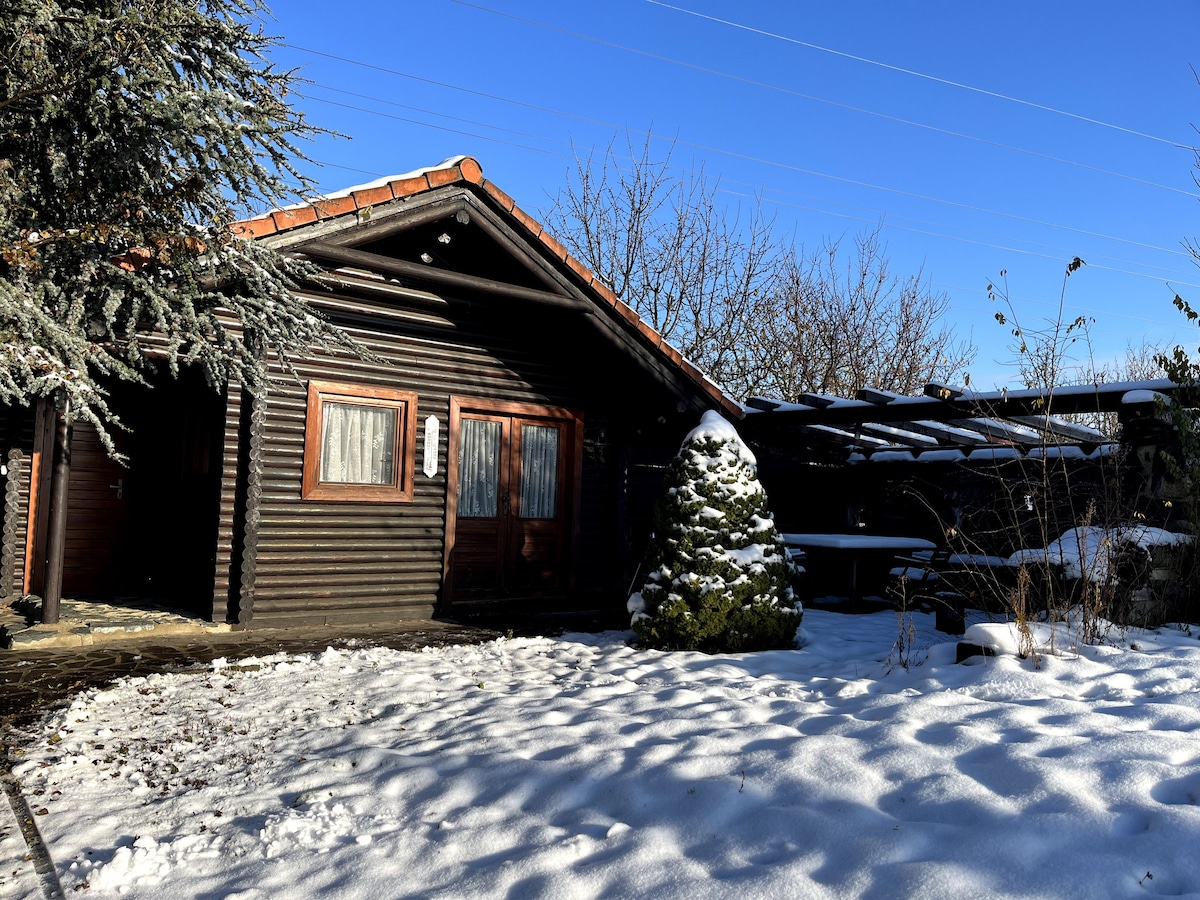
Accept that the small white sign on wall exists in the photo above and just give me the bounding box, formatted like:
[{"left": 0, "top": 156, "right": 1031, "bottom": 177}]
[{"left": 422, "top": 415, "right": 439, "bottom": 477}]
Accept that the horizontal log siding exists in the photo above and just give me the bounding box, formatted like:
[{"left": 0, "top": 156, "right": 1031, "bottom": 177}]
[
  {"left": 1, "top": 406, "right": 35, "bottom": 602},
  {"left": 211, "top": 383, "right": 244, "bottom": 623},
  {"left": 247, "top": 299, "right": 451, "bottom": 625},
  {"left": 243, "top": 290, "right": 702, "bottom": 626}
]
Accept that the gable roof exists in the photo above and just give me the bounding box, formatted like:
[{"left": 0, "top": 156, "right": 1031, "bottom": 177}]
[{"left": 232, "top": 156, "right": 741, "bottom": 420}]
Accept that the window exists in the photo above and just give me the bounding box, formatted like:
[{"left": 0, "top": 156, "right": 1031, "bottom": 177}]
[
  {"left": 302, "top": 381, "right": 418, "bottom": 502},
  {"left": 519, "top": 424, "right": 559, "bottom": 518}
]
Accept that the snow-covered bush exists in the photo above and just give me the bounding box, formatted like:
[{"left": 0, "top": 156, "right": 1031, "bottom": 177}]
[
  {"left": 1009, "top": 525, "right": 1190, "bottom": 583},
  {"left": 628, "top": 411, "right": 800, "bottom": 652},
  {"left": 1007, "top": 524, "right": 1193, "bottom": 632}
]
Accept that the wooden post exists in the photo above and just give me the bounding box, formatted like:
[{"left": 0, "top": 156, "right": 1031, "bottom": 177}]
[{"left": 41, "top": 398, "right": 72, "bottom": 625}]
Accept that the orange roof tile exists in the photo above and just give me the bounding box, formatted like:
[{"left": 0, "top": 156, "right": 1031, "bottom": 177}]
[
  {"left": 271, "top": 205, "right": 317, "bottom": 231},
  {"left": 349, "top": 184, "right": 393, "bottom": 208},
  {"left": 232, "top": 215, "right": 276, "bottom": 239},
  {"left": 386, "top": 174, "right": 431, "bottom": 199},
  {"left": 481, "top": 181, "right": 517, "bottom": 213},
  {"left": 312, "top": 195, "right": 356, "bottom": 219}
]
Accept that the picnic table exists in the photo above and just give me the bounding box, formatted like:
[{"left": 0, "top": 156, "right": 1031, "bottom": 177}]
[{"left": 782, "top": 533, "right": 937, "bottom": 605}]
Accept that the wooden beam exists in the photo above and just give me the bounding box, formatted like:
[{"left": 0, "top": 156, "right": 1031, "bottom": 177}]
[
  {"left": 40, "top": 401, "right": 72, "bottom": 624},
  {"left": 743, "top": 379, "right": 1180, "bottom": 431},
  {"left": 464, "top": 203, "right": 579, "bottom": 296},
  {"left": 298, "top": 242, "right": 592, "bottom": 313}
]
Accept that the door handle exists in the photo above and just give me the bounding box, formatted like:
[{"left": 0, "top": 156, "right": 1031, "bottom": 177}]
[{"left": 109, "top": 478, "right": 123, "bottom": 499}]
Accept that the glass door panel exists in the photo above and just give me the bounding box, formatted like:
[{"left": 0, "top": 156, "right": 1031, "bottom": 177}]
[
  {"left": 519, "top": 424, "right": 559, "bottom": 518},
  {"left": 457, "top": 418, "right": 501, "bottom": 518}
]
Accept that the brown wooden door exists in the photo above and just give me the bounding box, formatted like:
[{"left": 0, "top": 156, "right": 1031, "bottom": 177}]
[
  {"left": 62, "top": 421, "right": 129, "bottom": 594},
  {"left": 446, "top": 400, "right": 580, "bottom": 603}
]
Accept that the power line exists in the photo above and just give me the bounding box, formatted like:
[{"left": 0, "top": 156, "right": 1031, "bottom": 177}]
[
  {"left": 646, "top": 0, "right": 1198, "bottom": 152},
  {"left": 292, "top": 165, "right": 1192, "bottom": 335},
  {"left": 721, "top": 185, "right": 1200, "bottom": 289},
  {"left": 291, "top": 155, "right": 1200, "bottom": 336},
  {"left": 304, "top": 95, "right": 574, "bottom": 160},
  {"left": 300, "top": 74, "right": 1199, "bottom": 279},
  {"left": 306, "top": 158, "right": 389, "bottom": 179},
  {"left": 283, "top": 46, "right": 1193, "bottom": 264},
  {"left": 447, "top": 0, "right": 1198, "bottom": 198},
  {"left": 304, "top": 72, "right": 1193, "bottom": 277},
  {"left": 285, "top": 43, "right": 628, "bottom": 133},
  {"left": 306, "top": 83, "right": 578, "bottom": 149},
  {"left": 931, "top": 279, "right": 1190, "bottom": 331},
  {"left": 303, "top": 85, "right": 1194, "bottom": 282},
  {"left": 737, "top": 180, "right": 1199, "bottom": 280}
]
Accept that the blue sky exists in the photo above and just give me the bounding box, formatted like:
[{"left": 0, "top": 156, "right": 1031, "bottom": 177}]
[{"left": 267, "top": 1, "right": 1200, "bottom": 388}]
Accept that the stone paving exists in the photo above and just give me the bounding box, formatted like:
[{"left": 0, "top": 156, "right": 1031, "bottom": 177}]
[
  {"left": 0, "top": 617, "right": 504, "bottom": 726},
  {"left": 0, "top": 595, "right": 233, "bottom": 650},
  {"left": 0, "top": 597, "right": 625, "bottom": 727},
  {"left": 0, "top": 601, "right": 549, "bottom": 900}
]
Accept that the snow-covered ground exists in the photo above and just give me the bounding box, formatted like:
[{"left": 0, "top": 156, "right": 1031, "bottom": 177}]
[{"left": 8, "top": 609, "right": 1200, "bottom": 898}]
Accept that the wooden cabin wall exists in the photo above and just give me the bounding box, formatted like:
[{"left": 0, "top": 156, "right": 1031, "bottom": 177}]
[
  {"left": 211, "top": 382, "right": 247, "bottom": 623},
  {"left": 0, "top": 403, "right": 36, "bottom": 603},
  {"left": 237, "top": 289, "right": 695, "bottom": 628}
]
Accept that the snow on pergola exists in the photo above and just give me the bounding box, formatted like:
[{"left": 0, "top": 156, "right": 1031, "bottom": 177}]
[{"left": 739, "top": 379, "right": 1174, "bottom": 462}]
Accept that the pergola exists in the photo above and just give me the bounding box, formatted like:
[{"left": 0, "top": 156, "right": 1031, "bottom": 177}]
[{"left": 737, "top": 380, "right": 1177, "bottom": 460}]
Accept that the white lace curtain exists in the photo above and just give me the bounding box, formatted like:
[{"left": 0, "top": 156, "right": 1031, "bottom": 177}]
[
  {"left": 458, "top": 418, "right": 500, "bottom": 517},
  {"left": 520, "top": 425, "right": 558, "bottom": 518},
  {"left": 320, "top": 402, "right": 396, "bottom": 484}
]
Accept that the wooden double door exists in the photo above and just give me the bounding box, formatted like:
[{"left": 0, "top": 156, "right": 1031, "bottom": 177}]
[{"left": 445, "top": 398, "right": 581, "bottom": 604}]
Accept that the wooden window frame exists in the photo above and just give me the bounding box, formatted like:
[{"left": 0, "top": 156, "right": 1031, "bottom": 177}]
[{"left": 302, "top": 380, "right": 418, "bottom": 502}]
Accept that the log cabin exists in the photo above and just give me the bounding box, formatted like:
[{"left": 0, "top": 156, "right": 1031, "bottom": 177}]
[{"left": 1, "top": 156, "right": 738, "bottom": 629}]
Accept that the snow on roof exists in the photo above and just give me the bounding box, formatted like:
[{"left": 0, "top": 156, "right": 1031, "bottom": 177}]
[
  {"left": 964, "top": 418, "right": 1045, "bottom": 442},
  {"left": 308, "top": 156, "right": 471, "bottom": 204},
  {"left": 912, "top": 420, "right": 992, "bottom": 442},
  {"left": 1122, "top": 389, "right": 1170, "bottom": 405},
  {"left": 1011, "top": 414, "right": 1108, "bottom": 443},
  {"left": 942, "top": 378, "right": 1178, "bottom": 404},
  {"left": 1027, "top": 445, "right": 1090, "bottom": 460},
  {"left": 861, "top": 423, "right": 940, "bottom": 445},
  {"left": 966, "top": 447, "right": 1022, "bottom": 461},
  {"left": 806, "top": 424, "right": 892, "bottom": 446},
  {"left": 914, "top": 449, "right": 967, "bottom": 463},
  {"left": 868, "top": 450, "right": 917, "bottom": 463}
]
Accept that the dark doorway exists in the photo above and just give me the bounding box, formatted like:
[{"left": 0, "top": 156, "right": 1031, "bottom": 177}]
[{"left": 47, "top": 369, "right": 226, "bottom": 618}]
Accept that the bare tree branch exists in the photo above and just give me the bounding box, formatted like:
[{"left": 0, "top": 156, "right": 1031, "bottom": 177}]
[{"left": 545, "top": 136, "right": 974, "bottom": 402}]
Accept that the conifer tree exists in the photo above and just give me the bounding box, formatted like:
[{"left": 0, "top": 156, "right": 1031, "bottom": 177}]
[
  {"left": 0, "top": 0, "right": 358, "bottom": 445},
  {"left": 629, "top": 411, "right": 801, "bottom": 652}
]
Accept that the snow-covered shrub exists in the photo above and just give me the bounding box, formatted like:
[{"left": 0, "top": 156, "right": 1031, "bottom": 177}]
[
  {"left": 628, "top": 411, "right": 800, "bottom": 652},
  {"left": 1009, "top": 525, "right": 1191, "bottom": 583},
  {"left": 1008, "top": 524, "right": 1193, "bottom": 631}
]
